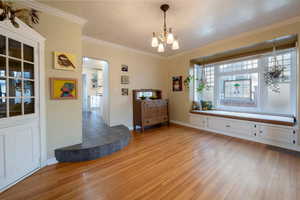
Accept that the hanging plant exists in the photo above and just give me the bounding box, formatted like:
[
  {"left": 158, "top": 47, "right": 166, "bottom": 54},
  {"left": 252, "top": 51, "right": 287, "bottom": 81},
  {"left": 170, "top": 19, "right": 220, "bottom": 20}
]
[
  {"left": 264, "top": 47, "right": 287, "bottom": 93},
  {"left": 0, "top": 1, "right": 39, "bottom": 28},
  {"left": 196, "top": 81, "right": 206, "bottom": 93},
  {"left": 183, "top": 75, "right": 193, "bottom": 88}
]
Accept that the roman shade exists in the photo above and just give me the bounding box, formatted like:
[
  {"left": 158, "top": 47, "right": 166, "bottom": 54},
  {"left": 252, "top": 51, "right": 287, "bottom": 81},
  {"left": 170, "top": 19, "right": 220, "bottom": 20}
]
[{"left": 191, "top": 34, "right": 298, "bottom": 65}]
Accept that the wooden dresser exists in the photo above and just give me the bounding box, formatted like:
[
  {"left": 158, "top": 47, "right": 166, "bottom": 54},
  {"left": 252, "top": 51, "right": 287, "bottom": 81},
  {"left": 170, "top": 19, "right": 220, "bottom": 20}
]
[{"left": 132, "top": 89, "right": 169, "bottom": 132}]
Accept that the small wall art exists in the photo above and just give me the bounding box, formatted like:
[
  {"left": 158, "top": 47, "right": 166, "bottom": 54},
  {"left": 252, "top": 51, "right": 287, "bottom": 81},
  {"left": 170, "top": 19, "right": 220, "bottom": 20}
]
[
  {"left": 121, "top": 88, "right": 129, "bottom": 96},
  {"left": 54, "top": 51, "right": 77, "bottom": 71},
  {"left": 50, "top": 78, "right": 78, "bottom": 100},
  {"left": 121, "top": 64, "right": 128, "bottom": 72},
  {"left": 121, "top": 75, "right": 130, "bottom": 84},
  {"left": 172, "top": 76, "right": 183, "bottom": 91}
]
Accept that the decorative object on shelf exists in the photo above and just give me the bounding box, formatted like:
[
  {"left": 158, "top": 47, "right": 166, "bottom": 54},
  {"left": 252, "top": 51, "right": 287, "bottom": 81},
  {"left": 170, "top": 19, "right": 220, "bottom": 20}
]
[
  {"left": 0, "top": 0, "right": 39, "bottom": 28},
  {"left": 191, "top": 101, "right": 200, "bottom": 110},
  {"left": 264, "top": 45, "right": 287, "bottom": 93},
  {"left": 140, "top": 95, "right": 146, "bottom": 100},
  {"left": 172, "top": 76, "right": 182, "bottom": 91},
  {"left": 151, "top": 4, "right": 179, "bottom": 53},
  {"left": 121, "top": 75, "right": 129, "bottom": 84},
  {"left": 54, "top": 52, "right": 77, "bottom": 71},
  {"left": 121, "top": 88, "right": 129, "bottom": 96},
  {"left": 201, "top": 100, "right": 213, "bottom": 110},
  {"left": 50, "top": 78, "right": 78, "bottom": 100},
  {"left": 121, "top": 64, "right": 128, "bottom": 72}
]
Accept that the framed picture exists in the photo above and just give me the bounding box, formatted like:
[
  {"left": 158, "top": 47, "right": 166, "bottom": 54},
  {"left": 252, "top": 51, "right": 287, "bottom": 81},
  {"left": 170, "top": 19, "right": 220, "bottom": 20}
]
[
  {"left": 172, "top": 76, "right": 183, "bottom": 91},
  {"left": 121, "top": 88, "right": 129, "bottom": 96},
  {"left": 121, "top": 75, "right": 129, "bottom": 84},
  {"left": 121, "top": 64, "right": 128, "bottom": 72},
  {"left": 50, "top": 78, "right": 78, "bottom": 100},
  {"left": 54, "top": 51, "right": 77, "bottom": 71}
]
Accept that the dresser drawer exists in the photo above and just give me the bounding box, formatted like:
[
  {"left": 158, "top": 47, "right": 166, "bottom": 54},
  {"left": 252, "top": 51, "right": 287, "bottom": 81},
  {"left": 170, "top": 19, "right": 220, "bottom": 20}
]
[{"left": 259, "top": 125, "right": 294, "bottom": 145}]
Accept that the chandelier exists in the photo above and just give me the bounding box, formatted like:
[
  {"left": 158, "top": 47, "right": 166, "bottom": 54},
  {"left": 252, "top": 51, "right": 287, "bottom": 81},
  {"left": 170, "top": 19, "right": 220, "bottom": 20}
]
[{"left": 151, "top": 4, "right": 179, "bottom": 53}]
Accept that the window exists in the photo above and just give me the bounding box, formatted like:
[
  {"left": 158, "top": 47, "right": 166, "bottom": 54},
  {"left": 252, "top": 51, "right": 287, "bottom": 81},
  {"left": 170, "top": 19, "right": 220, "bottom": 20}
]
[
  {"left": 193, "top": 48, "right": 297, "bottom": 116},
  {"left": 0, "top": 34, "right": 35, "bottom": 118}
]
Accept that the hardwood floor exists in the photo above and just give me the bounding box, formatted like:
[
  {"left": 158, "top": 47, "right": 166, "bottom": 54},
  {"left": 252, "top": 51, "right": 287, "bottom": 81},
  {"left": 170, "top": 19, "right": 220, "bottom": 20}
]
[{"left": 1, "top": 124, "right": 300, "bottom": 200}]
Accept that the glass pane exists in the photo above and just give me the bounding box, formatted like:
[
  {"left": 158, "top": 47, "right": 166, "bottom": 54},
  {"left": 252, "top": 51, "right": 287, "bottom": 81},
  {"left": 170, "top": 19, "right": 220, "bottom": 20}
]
[
  {"left": 24, "top": 98, "right": 34, "bottom": 114},
  {"left": 9, "top": 59, "right": 21, "bottom": 78},
  {"left": 9, "top": 98, "right": 22, "bottom": 117},
  {"left": 0, "top": 78, "right": 7, "bottom": 97},
  {"left": 23, "top": 62, "right": 34, "bottom": 79},
  {"left": 24, "top": 80, "right": 34, "bottom": 97},
  {"left": 0, "top": 56, "right": 6, "bottom": 77},
  {"left": 0, "top": 35, "right": 5, "bottom": 55},
  {"left": 23, "top": 44, "right": 34, "bottom": 62},
  {"left": 8, "top": 39, "right": 21, "bottom": 59},
  {"left": 0, "top": 98, "right": 6, "bottom": 118},
  {"left": 9, "top": 79, "right": 22, "bottom": 97}
]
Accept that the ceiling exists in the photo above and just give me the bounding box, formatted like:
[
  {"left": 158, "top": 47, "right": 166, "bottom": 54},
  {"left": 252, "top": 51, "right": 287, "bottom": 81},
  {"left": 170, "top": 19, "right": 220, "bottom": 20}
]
[{"left": 39, "top": 0, "right": 300, "bottom": 56}]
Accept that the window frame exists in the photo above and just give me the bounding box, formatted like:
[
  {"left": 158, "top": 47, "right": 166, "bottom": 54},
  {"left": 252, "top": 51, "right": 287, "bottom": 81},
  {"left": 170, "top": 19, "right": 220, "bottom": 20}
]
[{"left": 193, "top": 47, "right": 297, "bottom": 116}]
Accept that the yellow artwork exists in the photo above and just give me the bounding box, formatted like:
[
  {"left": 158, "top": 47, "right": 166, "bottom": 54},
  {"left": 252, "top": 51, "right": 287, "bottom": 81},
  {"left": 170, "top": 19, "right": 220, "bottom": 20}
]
[
  {"left": 50, "top": 78, "right": 78, "bottom": 100},
  {"left": 54, "top": 51, "right": 77, "bottom": 71}
]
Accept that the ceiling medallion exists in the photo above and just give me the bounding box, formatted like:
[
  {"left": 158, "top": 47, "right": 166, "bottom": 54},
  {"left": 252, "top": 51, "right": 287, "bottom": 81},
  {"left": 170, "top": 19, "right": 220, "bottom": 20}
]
[{"left": 151, "top": 4, "right": 179, "bottom": 53}]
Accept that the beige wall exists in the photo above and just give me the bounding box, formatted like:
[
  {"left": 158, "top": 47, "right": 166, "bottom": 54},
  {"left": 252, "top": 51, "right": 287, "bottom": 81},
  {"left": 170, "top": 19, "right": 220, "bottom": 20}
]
[
  {"left": 82, "top": 40, "right": 168, "bottom": 128},
  {"left": 164, "top": 19, "right": 300, "bottom": 124},
  {"left": 33, "top": 13, "right": 83, "bottom": 159}
]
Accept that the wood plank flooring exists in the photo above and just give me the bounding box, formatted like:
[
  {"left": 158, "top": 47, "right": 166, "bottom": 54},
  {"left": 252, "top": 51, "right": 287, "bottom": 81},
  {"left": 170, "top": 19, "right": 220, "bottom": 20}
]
[{"left": 1, "top": 124, "right": 300, "bottom": 200}]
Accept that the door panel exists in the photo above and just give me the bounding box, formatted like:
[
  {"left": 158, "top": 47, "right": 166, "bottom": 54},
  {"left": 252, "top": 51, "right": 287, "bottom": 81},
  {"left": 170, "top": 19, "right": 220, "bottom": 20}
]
[{"left": 0, "top": 119, "right": 40, "bottom": 191}]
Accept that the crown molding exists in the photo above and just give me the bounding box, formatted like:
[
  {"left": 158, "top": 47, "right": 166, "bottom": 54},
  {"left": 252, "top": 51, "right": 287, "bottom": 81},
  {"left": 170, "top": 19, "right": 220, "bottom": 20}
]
[
  {"left": 82, "top": 36, "right": 165, "bottom": 59},
  {"left": 167, "top": 16, "right": 300, "bottom": 59},
  {"left": 18, "top": 0, "right": 87, "bottom": 26}
]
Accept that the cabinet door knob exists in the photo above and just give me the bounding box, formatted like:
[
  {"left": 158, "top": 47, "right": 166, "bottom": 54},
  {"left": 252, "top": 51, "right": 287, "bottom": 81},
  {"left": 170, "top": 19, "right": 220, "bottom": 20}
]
[{"left": 226, "top": 125, "right": 231, "bottom": 128}]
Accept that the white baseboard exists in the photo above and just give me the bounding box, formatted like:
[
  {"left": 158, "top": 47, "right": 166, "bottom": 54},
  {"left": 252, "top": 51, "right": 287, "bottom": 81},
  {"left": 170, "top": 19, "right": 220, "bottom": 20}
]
[
  {"left": 170, "top": 120, "right": 200, "bottom": 129},
  {"left": 47, "top": 157, "right": 58, "bottom": 166}
]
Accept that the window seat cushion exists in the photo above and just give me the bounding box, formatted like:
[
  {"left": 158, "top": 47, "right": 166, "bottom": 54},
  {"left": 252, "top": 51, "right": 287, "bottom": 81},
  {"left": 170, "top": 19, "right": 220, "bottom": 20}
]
[{"left": 190, "top": 110, "right": 295, "bottom": 126}]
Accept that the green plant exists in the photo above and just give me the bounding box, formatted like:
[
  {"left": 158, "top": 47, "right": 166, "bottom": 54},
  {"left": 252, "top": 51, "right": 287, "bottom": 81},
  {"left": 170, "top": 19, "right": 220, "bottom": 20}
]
[
  {"left": 196, "top": 82, "right": 206, "bottom": 93},
  {"left": 140, "top": 96, "right": 146, "bottom": 100},
  {"left": 184, "top": 75, "right": 193, "bottom": 88}
]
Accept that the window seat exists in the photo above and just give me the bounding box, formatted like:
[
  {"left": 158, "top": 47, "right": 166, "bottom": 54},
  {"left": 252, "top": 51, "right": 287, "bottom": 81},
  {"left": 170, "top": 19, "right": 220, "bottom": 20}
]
[{"left": 190, "top": 110, "right": 295, "bottom": 126}]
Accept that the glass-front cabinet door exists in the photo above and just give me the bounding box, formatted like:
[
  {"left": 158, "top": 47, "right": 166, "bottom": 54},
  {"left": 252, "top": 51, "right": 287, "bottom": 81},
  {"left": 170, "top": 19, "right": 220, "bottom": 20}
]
[
  {"left": 0, "top": 34, "right": 36, "bottom": 119},
  {"left": 0, "top": 29, "right": 40, "bottom": 193}
]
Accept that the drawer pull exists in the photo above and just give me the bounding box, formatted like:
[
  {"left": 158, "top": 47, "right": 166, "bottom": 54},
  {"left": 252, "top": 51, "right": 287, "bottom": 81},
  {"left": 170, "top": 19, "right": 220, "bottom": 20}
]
[{"left": 226, "top": 125, "right": 231, "bottom": 128}]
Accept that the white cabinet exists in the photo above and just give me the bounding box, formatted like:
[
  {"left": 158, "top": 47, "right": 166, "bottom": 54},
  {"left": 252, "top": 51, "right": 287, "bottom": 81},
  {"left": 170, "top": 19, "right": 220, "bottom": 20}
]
[
  {"left": 189, "top": 113, "right": 298, "bottom": 151},
  {"left": 207, "top": 117, "right": 252, "bottom": 137},
  {"left": 259, "top": 125, "right": 295, "bottom": 145},
  {"left": 189, "top": 115, "right": 207, "bottom": 129},
  {"left": 0, "top": 122, "right": 40, "bottom": 190}
]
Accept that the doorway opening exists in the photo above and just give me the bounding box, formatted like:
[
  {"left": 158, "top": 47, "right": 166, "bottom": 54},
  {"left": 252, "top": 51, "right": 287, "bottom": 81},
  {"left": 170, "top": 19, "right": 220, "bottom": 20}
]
[{"left": 82, "top": 57, "right": 109, "bottom": 126}]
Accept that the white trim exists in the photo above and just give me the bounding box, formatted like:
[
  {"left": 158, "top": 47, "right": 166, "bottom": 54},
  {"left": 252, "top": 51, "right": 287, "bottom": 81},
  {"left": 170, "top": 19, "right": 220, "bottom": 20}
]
[
  {"left": 18, "top": 0, "right": 87, "bottom": 26},
  {"left": 46, "top": 157, "right": 58, "bottom": 166},
  {"left": 82, "top": 36, "right": 165, "bottom": 59},
  {"left": 0, "top": 168, "right": 40, "bottom": 193}
]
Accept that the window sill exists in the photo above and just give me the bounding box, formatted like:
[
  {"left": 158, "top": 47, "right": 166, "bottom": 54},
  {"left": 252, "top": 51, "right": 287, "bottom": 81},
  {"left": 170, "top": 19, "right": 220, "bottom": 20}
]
[{"left": 190, "top": 110, "right": 296, "bottom": 127}]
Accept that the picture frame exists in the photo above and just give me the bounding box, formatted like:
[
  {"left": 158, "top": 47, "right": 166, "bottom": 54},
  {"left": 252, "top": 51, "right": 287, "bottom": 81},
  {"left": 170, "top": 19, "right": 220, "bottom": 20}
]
[
  {"left": 121, "top": 75, "right": 130, "bottom": 84},
  {"left": 172, "top": 76, "right": 183, "bottom": 91},
  {"left": 54, "top": 51, "right": 77, "bottom": 71},
  {"left": 50, "top": 78, "right": 78, "bottom": 100},
  {"left": 121, "top": 64, "right": 128, "bottom": 72},
  {"left": 121, "top": 88, "right": 129, "bottom": 96}
]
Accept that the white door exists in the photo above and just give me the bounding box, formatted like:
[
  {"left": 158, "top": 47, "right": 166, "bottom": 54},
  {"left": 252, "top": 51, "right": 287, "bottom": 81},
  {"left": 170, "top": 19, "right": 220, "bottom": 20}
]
[{"left": 0, "top": 30, "right": 40, "bottom": 192}]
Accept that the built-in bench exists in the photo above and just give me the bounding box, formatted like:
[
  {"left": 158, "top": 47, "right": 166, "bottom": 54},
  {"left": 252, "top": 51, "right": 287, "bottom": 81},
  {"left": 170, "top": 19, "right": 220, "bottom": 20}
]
[
  {"left": 190, "top": 110, "right": 295, "bottom": 126},
  {"left": 188, "top": 110, "right": 299, "bottom": 152}
]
